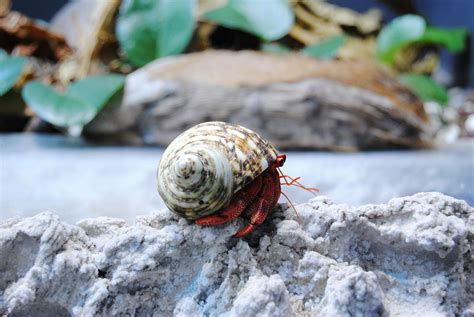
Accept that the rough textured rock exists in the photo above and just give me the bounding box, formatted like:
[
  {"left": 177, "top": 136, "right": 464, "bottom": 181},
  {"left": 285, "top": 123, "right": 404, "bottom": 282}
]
[
  {"left": 1, "top": 193, "right": 472, "bottom": 316},
  {"left": 84, "top": 50, "right": 432, "bottom": 150}
]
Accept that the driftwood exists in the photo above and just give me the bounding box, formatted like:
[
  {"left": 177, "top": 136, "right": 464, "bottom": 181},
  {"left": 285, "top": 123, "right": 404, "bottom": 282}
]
[{"left": 85, "top": 50, "right": 432, "bottom": 150}]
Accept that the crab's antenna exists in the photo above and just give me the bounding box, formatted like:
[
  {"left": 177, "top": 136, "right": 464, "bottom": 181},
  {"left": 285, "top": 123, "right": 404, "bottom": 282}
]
[
  {"left": 280, "top": 190, "right": 301, "bottom": 224},
  {"left": 277, "top": 168, "right": 319, "bottom": 196}
]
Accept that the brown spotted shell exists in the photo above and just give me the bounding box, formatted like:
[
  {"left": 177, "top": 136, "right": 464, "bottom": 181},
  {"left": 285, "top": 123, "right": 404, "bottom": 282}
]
[{"left": 157, "top": 122, "right": 278, "bottom": 220}]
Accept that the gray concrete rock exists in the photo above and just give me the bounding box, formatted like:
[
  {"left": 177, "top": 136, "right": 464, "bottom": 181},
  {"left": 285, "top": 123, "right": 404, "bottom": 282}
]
[{"left": 1, "top": 193, "right": 472, "bottom": 316}]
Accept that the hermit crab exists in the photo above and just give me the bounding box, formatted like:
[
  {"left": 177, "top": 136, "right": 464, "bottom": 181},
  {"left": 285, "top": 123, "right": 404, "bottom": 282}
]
[{"left": 157, "top": 121, "right": 316, "bottom": 237}]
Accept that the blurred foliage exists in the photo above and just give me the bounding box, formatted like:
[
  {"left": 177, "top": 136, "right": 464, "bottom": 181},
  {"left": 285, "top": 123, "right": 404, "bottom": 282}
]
[
  {"left": 421, "top": 27, "right": 467, "bottom": 52},
  {"left": 116, "top": 0, "right": 196, "bottom": 66},
  {"left": 377, "top": 15, "right": 467, "bottom": 64},
  {"left": 399, "top": 73, "right": 448, "bottom": 105},
  {"left": 301, "top": 34, "right": 346, "bottom": 59},
  {"left": 0, "top": 0, "right": 470, "bottom": 133},
  {"left": 377, "top": 14, "right": 467, "bottom": 106},
  {"left": 0, "top": 49, "right": 26, "bottom": 96},
  {"left": 115, "top": 0, "right": 294, "bottom": 66},
  {"left": 203, "top": 0, "right": 294, "bottom": 41},
  {"left": 377, "top": 15, "right": 426, "bottom": 64},
  {"left": 22, "top": 75, "right": 125, "bottom": 128}
]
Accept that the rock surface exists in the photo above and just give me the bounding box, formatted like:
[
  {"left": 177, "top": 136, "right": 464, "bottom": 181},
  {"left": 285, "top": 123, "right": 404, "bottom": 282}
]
[
  {"left": 84, "top": 50, "right": 431, "bottom": 150},
  {"left": 1, "top": 192, "right": 472, "bottom": 316}
]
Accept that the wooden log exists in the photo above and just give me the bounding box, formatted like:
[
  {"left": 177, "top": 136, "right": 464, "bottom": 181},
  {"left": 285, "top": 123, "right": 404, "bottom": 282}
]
[{"left": 85, "top": 50, "right": 432, "bottom": 150}]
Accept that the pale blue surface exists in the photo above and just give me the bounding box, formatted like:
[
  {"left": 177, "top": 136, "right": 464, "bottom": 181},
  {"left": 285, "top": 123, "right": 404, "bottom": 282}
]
[{"left": 1, "top": 133, "right": 472, "bottom": 223}]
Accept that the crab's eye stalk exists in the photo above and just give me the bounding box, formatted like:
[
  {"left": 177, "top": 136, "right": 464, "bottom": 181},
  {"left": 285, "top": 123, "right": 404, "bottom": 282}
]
[{"left": 277, "top": 154, "right": 286, "bottom": 167}]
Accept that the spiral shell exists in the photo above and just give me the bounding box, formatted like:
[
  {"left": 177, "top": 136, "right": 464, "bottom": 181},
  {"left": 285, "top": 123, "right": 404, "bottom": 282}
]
[{"left": 157, "top": 122, "right": 278, "bottom": 220}]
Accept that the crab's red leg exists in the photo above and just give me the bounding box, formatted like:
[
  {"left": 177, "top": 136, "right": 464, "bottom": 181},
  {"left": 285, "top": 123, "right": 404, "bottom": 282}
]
[
  {"left": 272, "top": 169, "right": 282, "bottom": 206},
  {"left": 241, "top": 170, "right": 279, "bottom": 219},
  {"left": 195, "top": 174, "right": 263, "bottom": 226},
  {"left": 234, "top": 169, "right": 280, "bottom": 237}
]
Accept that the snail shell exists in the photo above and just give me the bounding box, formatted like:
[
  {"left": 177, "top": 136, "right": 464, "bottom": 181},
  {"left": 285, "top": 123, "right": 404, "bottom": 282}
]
[{"left": 157, "top": 122, "right": 278, "bottom": 220}]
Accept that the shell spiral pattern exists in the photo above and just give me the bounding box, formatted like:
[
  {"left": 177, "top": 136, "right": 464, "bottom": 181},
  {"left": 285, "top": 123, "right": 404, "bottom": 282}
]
[{"left": 157, "top": 122, "right": 278, "bottom": 220}]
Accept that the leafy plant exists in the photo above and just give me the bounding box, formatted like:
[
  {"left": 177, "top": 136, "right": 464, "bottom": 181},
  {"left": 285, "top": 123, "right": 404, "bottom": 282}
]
[
  {"left": 301, "top": 35, "right": 346, "bottom": 59},
  {"left": 420, "top": 27, "right": 467, "bottom": 52},
  {"left": 377, "top": 14, "right": 467, "bottom": 64},
  {"left": 116, "top": 0, "right": 196, "bottom": 67},
  {"left": 203, "top": 0, "right": 294, "bottom": 41},
  {"left": 22, "top": 75, "right": 125, "bottom": 128},
  {"left": 0, "top": 50, "right": 26, "bottom": 96},
  {"left": 377, "top": 14, "right": 467, "bottom": 105},
  {"left": 399, "top": 73, "right": 448, "bottom": 105}
]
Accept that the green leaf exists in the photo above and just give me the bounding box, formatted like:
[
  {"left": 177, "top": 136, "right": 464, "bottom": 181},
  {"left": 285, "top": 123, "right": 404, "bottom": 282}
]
[
  {"left": 420, "top": 26, "right": 467, "bottom": 52},
  {"left": 399, "top": 73, "right": 448, "bottom": 105},
  {"left": 377, "top": 14, "right": 426, "bottom": 63},
  {"left": 261, "top": 42, "right": 291, "bottom": 54},
  {"left": 67, "top": 75, "right": 125, "bottom": 108},
  {"left": 203, "top": 0, "right": 293, "bottom": 41},
  {"left": 116, "top": 0, "right": 196, "bottom": 67},
  {"left": 22, "top": 75, "right": 125, "bottom": 128},
  {"left": 0, "top": 55, "right": 26, "bottom": 96},
  {"left": 301, "top": 35, "right": 346, "bottom": 59},
  {"left": 22, "top": 82, "right": 93, "bottom": 127}
]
